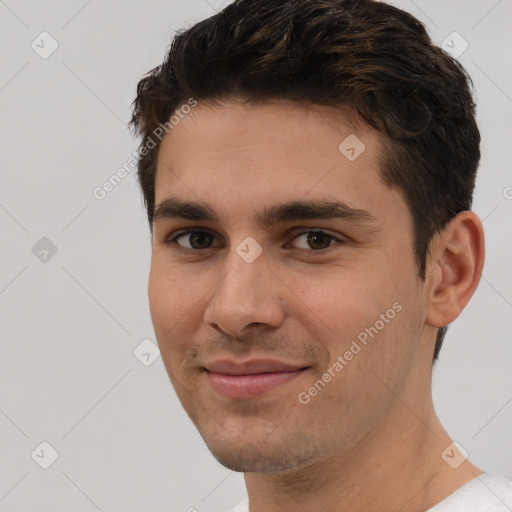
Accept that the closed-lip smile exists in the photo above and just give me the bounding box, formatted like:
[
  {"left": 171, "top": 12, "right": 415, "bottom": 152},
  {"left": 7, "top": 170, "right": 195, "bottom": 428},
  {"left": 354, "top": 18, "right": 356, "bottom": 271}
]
[{"left": 204, "top": 358, "right": 310, "bottom": 398}]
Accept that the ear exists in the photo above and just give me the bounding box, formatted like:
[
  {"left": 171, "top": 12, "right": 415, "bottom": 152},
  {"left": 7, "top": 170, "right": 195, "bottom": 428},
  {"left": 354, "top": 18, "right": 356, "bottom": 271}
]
[{"left": 425, "top": 211, "right": 485, "bottom": 328}]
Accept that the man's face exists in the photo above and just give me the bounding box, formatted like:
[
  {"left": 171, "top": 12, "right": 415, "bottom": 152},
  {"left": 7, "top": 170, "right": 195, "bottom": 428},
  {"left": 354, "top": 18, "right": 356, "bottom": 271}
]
[{"left": 149, "top": 100, "right": 430, "bottom": 473}]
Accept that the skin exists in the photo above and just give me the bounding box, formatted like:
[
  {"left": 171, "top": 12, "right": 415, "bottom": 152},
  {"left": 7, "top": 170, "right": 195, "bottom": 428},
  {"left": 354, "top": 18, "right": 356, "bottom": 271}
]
[{"left": 149, "top": 99, "right": 485, "bottom": 512}]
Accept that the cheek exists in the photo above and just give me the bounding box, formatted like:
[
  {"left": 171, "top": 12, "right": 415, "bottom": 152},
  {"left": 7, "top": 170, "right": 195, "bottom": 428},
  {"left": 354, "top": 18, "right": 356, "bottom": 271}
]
[
  {"left": 287, "top": 265, "right": 388, "bottom": 346},
  {"left": 299, "top": 294, "right": 421, "bottom": 428},
  {"left": 148, "top": 263, "right": 172, "bottom": 333},
  {"left": 293, "top": 257, "right": 419, "bottom": 370},
  {"left": 148, "top": 269, "right": 209, "bottom": 395},
  {"left": 148, "top": 262, "right": 202, "bottom": 354}
]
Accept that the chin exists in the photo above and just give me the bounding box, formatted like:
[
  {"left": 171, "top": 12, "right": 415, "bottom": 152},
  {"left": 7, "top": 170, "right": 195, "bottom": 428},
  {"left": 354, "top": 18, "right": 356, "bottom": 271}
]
[{"left": 203, "top": 433, "right": 324, "bottom": 474}]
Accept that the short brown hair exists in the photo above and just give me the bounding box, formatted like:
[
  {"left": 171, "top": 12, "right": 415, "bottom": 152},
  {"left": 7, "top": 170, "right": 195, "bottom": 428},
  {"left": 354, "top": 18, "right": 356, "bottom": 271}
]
[{"left": 130, "top": 0, "right": 480, "bottom": 362}]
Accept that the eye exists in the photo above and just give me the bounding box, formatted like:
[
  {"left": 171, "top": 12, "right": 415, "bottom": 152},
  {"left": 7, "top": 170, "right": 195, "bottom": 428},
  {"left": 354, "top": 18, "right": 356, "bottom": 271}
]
[
  {"left": 289, "top": 229, "right": 344, "bottom": 251},
  {"left": 163, "top": 228, "right": 345, "bottom": 254},
  {"left": 165, "top": 230, "right": 218, "bottom": 251}
]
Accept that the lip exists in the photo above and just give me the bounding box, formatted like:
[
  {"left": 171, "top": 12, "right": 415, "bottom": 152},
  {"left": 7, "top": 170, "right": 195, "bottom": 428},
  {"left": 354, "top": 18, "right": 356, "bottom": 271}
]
[
  {"left": 204, "top": 359, "right": 310, "bottom": 399},
  {"left": 205, "top": 358, "right": 307, "bottom": 375}
]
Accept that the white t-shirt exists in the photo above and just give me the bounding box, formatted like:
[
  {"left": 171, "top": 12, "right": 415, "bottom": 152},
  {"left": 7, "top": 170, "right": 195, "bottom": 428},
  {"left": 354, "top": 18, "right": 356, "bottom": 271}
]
[
  {"left": 427, "top": 473, "right": 512, "bottom": 511},
  {"left": 230, "top": 473, "right": 512, "bottom": 512}
]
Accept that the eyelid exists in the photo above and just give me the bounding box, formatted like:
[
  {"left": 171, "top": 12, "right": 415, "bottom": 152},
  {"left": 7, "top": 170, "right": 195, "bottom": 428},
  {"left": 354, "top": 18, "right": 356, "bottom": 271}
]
[
  {"left": 163, "top": 227, "right": 221, "bottom": 248},
  {"left": 287, "top": 227, "right": 346, "bottom": 240},
  {"left": 285, "top": 228, "right": 346, "bottom": 249},
  {"left": 163, "top": 227, "right": 346, "bottom": 253}
]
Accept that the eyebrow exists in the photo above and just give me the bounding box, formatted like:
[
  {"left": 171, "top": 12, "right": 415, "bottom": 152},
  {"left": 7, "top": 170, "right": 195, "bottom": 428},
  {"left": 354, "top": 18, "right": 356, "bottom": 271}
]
[{"left": 153, "top": 197, "right": 380, "bottom": 230}]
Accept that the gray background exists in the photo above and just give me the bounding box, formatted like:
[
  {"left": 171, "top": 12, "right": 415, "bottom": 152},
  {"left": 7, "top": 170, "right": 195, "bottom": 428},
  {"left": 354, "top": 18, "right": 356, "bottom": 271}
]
[{"left": 0, "top": 1, "right": 511, "bottom": 511}]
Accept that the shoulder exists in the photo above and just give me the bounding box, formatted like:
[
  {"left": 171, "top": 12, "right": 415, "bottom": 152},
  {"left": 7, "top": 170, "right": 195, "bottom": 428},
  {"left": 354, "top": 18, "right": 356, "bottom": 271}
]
[{"left": 427, "top": 473, "right": 512, "bottom": 512}]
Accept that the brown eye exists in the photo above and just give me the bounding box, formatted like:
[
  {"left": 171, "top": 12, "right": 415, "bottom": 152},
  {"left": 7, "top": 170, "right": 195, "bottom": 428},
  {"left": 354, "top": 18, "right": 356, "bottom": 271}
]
[
  {"left": 171, "top": 230, "right": 216, "bottom": 250},
  {"left": 291, "top": 230, "right": 342, "bottom": 251},
  {"left": 183, "top": 231, "right": 213, "bottom": 249}
]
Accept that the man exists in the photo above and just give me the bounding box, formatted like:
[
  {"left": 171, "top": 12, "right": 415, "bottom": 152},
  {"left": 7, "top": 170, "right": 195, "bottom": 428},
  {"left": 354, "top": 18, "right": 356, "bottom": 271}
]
[{"left": 130, "top": 0, "right": 512, "bottom": 510}]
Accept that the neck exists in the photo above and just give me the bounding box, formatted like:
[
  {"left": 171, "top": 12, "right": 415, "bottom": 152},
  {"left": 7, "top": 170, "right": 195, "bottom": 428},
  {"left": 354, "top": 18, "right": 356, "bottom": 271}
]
[{"left": 244, "top": 388, "right": 482, "bottom": 512}]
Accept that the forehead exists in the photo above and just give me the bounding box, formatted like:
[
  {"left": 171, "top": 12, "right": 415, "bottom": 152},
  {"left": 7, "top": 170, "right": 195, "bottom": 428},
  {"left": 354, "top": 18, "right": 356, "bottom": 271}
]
[
  {"left": 158, "top": 98, "right": 372, "bottom": 157},
  {"left": 154, "top": 99, "right": 402, "bottom": 226}
]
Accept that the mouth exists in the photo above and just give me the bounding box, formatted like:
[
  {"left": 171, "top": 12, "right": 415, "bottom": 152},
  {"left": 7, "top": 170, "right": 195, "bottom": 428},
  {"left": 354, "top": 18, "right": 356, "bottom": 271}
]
[{"left": 203, "top": 359, "right": 311, "bottom": 399}]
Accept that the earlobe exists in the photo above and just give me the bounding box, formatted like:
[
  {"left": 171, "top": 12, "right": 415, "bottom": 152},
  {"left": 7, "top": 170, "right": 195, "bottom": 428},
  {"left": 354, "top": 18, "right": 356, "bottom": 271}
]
[{"left": 425, "top": 211, "right": 485, "bottom": 328}]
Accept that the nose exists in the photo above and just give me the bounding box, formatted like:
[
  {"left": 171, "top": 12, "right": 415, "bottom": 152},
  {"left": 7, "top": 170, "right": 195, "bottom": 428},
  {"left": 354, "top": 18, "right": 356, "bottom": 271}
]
[{"left": 203, "top": 245, "right": 286, "bottom": 337}]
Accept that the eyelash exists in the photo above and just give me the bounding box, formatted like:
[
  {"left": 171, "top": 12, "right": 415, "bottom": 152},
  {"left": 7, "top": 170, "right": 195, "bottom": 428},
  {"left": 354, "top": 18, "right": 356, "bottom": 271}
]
[{"left": 162, "top": 228, "right": 345, "bottom": 255}]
